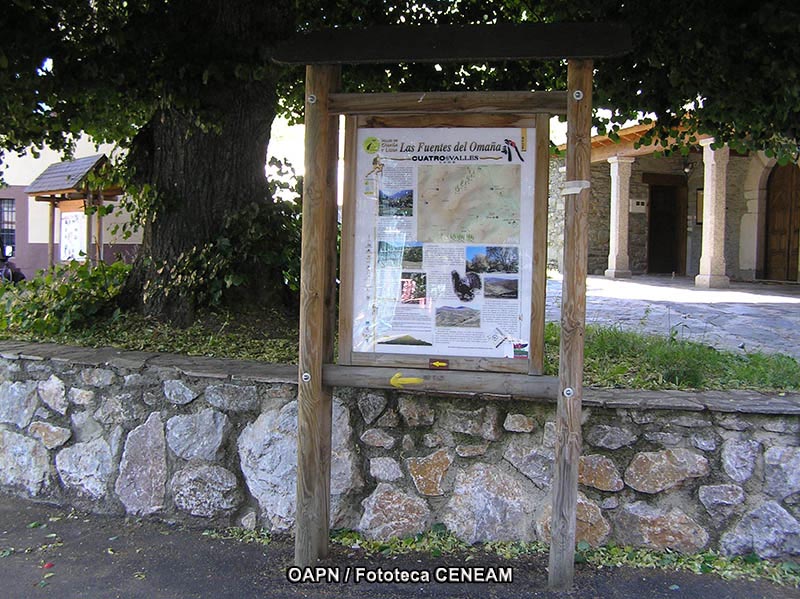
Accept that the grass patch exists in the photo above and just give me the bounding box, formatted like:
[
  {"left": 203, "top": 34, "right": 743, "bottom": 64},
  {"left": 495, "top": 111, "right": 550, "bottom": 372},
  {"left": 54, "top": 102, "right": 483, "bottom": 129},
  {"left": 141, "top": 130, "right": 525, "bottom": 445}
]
[{"left": 543, "top": 322, "right": 800, "bottom": 391}]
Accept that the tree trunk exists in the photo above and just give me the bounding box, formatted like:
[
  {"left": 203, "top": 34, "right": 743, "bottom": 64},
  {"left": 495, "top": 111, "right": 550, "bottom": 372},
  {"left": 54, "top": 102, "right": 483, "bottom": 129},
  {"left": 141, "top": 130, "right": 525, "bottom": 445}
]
[{"left": 120, "top": 0, "right": 294, "bottom": 325}]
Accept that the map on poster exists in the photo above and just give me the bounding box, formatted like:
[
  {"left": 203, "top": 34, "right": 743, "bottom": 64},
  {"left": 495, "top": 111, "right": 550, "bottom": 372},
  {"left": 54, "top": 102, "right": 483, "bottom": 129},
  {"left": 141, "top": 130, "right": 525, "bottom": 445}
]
[
  {"left": 350, "top": 127, "right": 535, "bottom": 361},
  {"left": 417, "top": 164, "right": 521, "bottom": 244}
]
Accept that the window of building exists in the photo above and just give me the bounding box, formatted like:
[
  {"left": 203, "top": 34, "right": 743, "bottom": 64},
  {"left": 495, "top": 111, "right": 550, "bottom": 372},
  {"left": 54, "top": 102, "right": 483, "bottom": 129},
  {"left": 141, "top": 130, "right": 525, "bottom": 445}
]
[{"left": 0, "top": 198, "right": 16, "bottom": 257}]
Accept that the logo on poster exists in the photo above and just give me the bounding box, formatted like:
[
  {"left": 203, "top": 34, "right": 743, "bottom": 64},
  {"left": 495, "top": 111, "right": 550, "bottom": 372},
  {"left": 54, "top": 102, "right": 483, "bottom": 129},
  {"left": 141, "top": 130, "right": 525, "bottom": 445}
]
[{"left": 363, "top": 136, "right": 380, "bottom": 154}]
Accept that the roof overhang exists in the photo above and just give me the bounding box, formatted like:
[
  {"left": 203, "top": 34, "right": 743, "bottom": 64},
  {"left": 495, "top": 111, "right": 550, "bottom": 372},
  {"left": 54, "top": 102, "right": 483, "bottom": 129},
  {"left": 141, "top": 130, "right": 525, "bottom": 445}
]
[{"left": 558, "top": 123, "right": 712, "bottom": 163}]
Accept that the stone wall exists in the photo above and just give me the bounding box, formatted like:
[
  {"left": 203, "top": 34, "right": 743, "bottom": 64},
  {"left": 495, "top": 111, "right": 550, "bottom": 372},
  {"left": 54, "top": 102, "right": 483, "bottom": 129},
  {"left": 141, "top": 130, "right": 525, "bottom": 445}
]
[{"left": 1, "top": 342, "right": 799, "bottom": 558}]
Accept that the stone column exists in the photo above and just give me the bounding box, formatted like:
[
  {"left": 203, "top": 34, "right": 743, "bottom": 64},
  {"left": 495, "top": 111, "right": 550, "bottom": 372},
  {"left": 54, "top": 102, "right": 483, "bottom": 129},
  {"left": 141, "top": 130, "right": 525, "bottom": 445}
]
[
  {"left": 604, "top": 156, "right": 635, "bottom": 278},
  {"left": 695, "top": 139, "right": 730, "bottom": 288}
]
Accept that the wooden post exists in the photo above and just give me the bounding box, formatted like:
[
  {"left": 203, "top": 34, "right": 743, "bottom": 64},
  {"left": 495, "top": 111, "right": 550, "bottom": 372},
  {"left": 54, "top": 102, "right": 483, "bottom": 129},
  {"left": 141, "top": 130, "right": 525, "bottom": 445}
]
[
  {"left": 530, "top": 113, "right": 551, "bottom": 375},
  {"left": 95, "top": 193, "right": 104, "bottom": 264},
  {"left": 84, "top": 194, "right": 93, "bottom": 268},
  {"left": 295, "top": 64, "right": 340, "bottom": 568},
  {"left": 47, "top": 200, "right": 56, "bottom": 268},
  {"left": 548, "top": 58, "right": 593, "bottom": 590}
]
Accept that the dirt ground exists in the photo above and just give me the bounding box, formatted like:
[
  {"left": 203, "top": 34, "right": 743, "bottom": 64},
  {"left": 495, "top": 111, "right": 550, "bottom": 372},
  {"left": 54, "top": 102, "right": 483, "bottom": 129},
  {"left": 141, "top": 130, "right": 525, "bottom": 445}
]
[{"left": 0, "top": 494, "right": 797, "bottom": 599}]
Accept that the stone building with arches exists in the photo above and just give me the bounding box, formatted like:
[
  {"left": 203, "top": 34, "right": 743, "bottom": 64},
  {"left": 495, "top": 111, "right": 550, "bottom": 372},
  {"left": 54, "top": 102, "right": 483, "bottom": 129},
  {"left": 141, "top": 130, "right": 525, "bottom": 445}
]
[{"left": 548, "top": 124, "right": 800, "bottom": 286}]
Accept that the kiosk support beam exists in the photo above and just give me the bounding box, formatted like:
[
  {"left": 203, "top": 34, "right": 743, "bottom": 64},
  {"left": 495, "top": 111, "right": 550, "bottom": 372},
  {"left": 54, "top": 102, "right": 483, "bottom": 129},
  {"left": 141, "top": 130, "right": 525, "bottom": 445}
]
[
  {"left": 47, "top": 200, "right": 56, "bottom": 268},
  {"left": 548, "top": 58, "right": 593, "bottom": 590},
  {"left": 295, "top": 64, "right": 341, "bottom": 568}
]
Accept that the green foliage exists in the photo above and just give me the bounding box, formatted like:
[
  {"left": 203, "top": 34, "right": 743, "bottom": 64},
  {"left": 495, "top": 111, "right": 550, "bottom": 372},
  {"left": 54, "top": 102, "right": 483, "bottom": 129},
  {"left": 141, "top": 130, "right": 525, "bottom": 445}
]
[
  {"left": 0, "top": 261, "right": 130, "bottom": 336},
  {"left": 540, "top": 0, "right": 800, "bottom": 160},
  {"left": 482, "top": 539, "right": 549, "bottom": 559},
  {"left": 4, "top": 1, "right": 798, "bottom": 170},
  {"left": 202, "top": 527, "right": 271, "bottom": 546},
  {"left": 285, "top": 2, "right": 800, "bottom": 161},
  {"left": 577, "top": 544, "right": 800, "bottom": 587},
  {"left": 140, "top": 243, "right": 231, "bottom": 310},
  {"left": 331, "top": 525, "right": 474, "bottom": 558}
]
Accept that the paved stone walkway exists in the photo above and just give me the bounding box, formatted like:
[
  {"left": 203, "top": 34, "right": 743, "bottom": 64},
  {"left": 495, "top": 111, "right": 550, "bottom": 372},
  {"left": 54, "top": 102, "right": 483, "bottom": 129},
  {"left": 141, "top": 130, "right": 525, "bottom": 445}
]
[{"left": 545, "top": 275, "right": 800, "bottom": 361}]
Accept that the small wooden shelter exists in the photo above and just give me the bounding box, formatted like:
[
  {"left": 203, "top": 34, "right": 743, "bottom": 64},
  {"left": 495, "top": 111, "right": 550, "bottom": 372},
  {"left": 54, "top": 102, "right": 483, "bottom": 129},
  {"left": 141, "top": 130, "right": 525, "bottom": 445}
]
[
  {"left": 274, "top": 23, "right": 631, "bottom": 589},
  {"left": 25, "top": 154, "right": 122, "bottom": 267}
]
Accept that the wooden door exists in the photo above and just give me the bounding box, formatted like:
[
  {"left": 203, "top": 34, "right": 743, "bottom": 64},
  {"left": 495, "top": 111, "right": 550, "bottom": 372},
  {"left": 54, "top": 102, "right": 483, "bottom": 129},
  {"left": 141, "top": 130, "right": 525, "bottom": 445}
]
[
  {"left": 765, "top": 164, "right": 800, "bottom": 281},
  {"left": 647, "top": 184, "right": 687, "bottom": 275}
]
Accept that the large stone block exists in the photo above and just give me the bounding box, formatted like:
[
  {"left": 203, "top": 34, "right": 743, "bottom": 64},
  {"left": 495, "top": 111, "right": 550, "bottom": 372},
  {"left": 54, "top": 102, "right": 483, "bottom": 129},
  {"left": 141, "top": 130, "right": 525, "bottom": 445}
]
[
  {"left": 170, "top": 464, "right": 242, "bottom": 518},
  {"left": 503, "top": 437, "right": 554, "bottom": 489},
  {"left": 585, "top": 424, "right": 638, "bottom": 449},
  {"left": 0, "top": 428, "right": 50, "bottom": 495},
  {"left": 624, "top": 449, "right": 709, "bottom": 494},
  {"left": 698, "top": 484, "right": 745, "bottom": 519},
  {"left": 398, "top": 397, "right": 435, "bottom": 427},
  {"left": 721, "top": 439, "right": 760, "bottom": 484},
  {"left": 406, "top": 449, "right": 452, "bottom": 496},
  {"left": 93, "top": 393, "right": 146, "bottom": 425},
  {"left": 442, "top": 463, "right": 537, "bottom": 544},
  {"left": 357, "top": 392, "right": 387, "bottom": 425},
  {"left": 720, "top": 502, "right": 800, "bottom": 558},
  {"left": 764, "top": 446, "right": 800, "bottom": 501},
  {"left": 579, "top": 455, "right": 623, "bottom": 492},
  {"left": 440, "top": 405, "right": 501, "bottom": 441},
  {"left": 615, "top": 502, "right": 709, "bottom": 553},
  {"left": 56, "top": 437, "right": 113, "bottom": 499},
  {"left": 37, "top": 375, "right": 67, "bottom": 415},
  {"left": 205, "top": 383, "right": 259, "bottom": 412},
  {"left": 536, "top": 492, "right": 610, "bottom": 547},
  {"left": 71, "top": 411, "right": 103, "bottom": 443},
  {"left": 0, "top": 381, "right": 39, "bottom": 429},
  {"left": 166, "top": 408, "right": 230, "bottom": 462},
  {"left": 503, "top": 413, "right": 535, "bottom": 433},
  {"left": 29, "top": 421, "right": 71, "bottom": 449},
  {"left": 369, "top": 457, "right": 403, "bottom": 482},
  {"left": 115, "top": 412, "right": 167, "bottom": 516},
  {"left": 80, "top": 368, "right": 115, "bottom": 387},
  {"left": 163, "top": 379, "right": 198, "bottom": 405},
  {"left": 238, "top": 399, "right": 361, "bottom": 532},
  {"left": 68, "top": 387, "right": 95, "bottom": 407},
  {"left": 360, "top": 428, "right": 395, "bottom": 449},
  {"left": 358, "top": 483, "right": 430, "bottom": 540}
]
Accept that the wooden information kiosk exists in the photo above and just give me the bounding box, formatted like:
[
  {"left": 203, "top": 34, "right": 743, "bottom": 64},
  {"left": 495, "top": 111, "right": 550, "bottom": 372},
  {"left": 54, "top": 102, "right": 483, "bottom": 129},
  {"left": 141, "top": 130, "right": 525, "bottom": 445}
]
[{"left": 273, "top": 23, "right": 631, "bottom": 588}]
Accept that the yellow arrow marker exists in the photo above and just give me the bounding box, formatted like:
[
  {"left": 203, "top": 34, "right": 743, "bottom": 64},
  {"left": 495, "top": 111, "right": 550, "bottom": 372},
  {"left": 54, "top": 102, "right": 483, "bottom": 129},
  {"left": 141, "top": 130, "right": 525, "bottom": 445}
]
[
  {"left": 390, "top": 372, "right": 424, "bottom": 389},
  {"left": 430, "top": 361, "right": 448, "bottom": 368}
]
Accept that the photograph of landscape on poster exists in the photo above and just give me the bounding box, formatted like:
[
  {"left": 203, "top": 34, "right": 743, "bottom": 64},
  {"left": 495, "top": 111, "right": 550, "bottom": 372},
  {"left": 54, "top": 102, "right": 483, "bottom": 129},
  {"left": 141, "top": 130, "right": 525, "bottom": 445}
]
[{"left": 350, "top": 127, "right": 535, "bottom": 361}]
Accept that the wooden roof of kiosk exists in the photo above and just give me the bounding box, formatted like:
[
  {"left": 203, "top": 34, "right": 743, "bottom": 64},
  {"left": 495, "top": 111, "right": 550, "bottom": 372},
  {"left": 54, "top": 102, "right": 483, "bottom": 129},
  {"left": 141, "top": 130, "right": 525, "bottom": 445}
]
[
  {"left": 26, "top": 154, "right": 121, "bottom": 200},
  {"left": 275, "top": 23, "right": 632, "bottom": 589},
  {"left": 25, "top": 154, "right": 122, "bottom": 267}
]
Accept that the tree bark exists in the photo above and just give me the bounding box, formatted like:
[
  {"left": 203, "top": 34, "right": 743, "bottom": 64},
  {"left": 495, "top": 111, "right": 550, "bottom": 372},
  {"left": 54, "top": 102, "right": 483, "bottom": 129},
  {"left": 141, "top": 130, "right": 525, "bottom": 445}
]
[{"left": 120, "top": 0, "right": 294, "bottom": 325}]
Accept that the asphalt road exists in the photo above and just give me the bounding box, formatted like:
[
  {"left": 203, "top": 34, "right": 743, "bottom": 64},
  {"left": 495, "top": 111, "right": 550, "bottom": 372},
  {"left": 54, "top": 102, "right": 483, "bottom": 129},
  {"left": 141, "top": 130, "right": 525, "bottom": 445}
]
[{"left": 1, "top": 494, "right": 797, "bottom": 599}]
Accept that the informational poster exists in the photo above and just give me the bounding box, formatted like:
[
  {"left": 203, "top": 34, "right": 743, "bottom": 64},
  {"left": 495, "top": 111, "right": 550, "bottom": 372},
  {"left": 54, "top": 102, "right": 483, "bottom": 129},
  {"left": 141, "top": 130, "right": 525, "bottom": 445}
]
[
  {"left": 351, "top": 127, "right": 534, "bottom": 361},
  {"left": 60, "top": 211, "right": 87, "bottom": 262}
]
